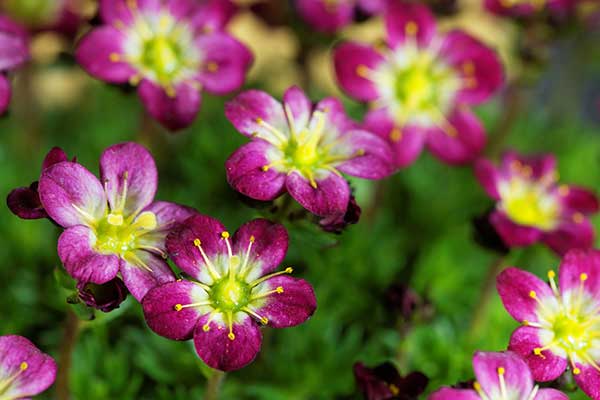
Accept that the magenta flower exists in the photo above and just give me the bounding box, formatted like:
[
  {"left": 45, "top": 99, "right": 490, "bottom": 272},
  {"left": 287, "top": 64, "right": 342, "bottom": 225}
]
[
  {"left": 75, "top": 0, "right": 252, "bottom": 131},
  {"left": 295, "top": 0, "right": 385, "bottom": 33},
  {"left": 225, "top": 85, "right": 394, "bottom": 218},
  {"left": 475, "top": 151, "right": 599, "bottom": 255},
  {"left": 7, "top": 147, "right": 71, "bottom": 220},
  {"left": 333, "top": 1, "right": 504, "bottom": 167},
  {"left": 0, "top": 0, "right": 84, "bottom": 36},
  {"left": 430, "top": 351, "right": 568, "bottom": 400},
  {"left": 142, "top": 214, "right": 317, "bottom": 371},
  {"left": 0, "top": 335, "right": 56, "bottom": 399},
  {"left": 0, "top": 15, "right": 29, "bottom": 115},
  {"left": 484, "top": 0, "right": 578, "bottom": 18},
  {"left": 497, "top": 250, "right": 600, "bottom": 399},
  {"left": 37, "top": 142, "right": 195, "bottom": 301}
]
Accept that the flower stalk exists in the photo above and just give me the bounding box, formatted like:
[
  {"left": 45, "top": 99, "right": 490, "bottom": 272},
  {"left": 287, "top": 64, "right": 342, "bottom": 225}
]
[{"left": 204, "top": 371, "right": 226, "bottom": 400}]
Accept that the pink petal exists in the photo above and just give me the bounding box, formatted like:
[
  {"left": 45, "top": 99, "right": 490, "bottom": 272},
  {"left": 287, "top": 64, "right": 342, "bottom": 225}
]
[
  {"left": 535, "top": 389, "right": 570, "bottom": 400},
  {"left": 138, "top": 80, "right": 202, "bottom": 131},
  {"left": 496, "top": 267, "right": 554, "bottom": 323},
  {"left": 429, "top": 388, "right": 480, "bottom": 400},
  {"left": 542, "top": 218, "right": 595, "bottom": 256},
  {"left": 385, "top": 1, "right": 437, "bottom": 49},
  {"left": 335, "top": 129, "right": 395, "bottom": 179},
  {"left": 283, "top": 86, "right": 312, "bottom": 132},
  {"left": 490, "top": 210, "right": 542, "bottom": 247},
  {"left": 0, "top": 74, "right": 11, "bottom": 115},
  {"left": 190, "top": 0, "right": 237, "bottom": 33},
  {"left": 231, "top": 219, "right": 288, "bottom": 276},
  {"left": 558, "top": 185, "right": 600, "bottom": 214},
  {"left": 474, "top": 158, "right": 501, "bottom": 200},
  {"left": 508, "top": 326, "right": 567, "bottom": 382},
  {"left": 472, "top": 351, "right": 534, "bottom": 397},
  {"left": 557, "top": 249, "right": 600, "bottom": 300},
  {"left": 119, "top": 251, "right": 175, "bottom": 301},
  {"left": 333, "top": 42, "right": 383, "bottom": 102},
  {"left": 500, "top": 151, "right": 556, "bottom": 180},
  {"left": 99, "top": 0, "right": 161, "bottom": 26},
  {"left": 295, "top": 0, "right": 354, "bottom": 33},
  {"left": 286, "top": 171, "right": 350, "bottom": 217},
  {"left": 573, "top": 364, "right": 600, "bottom": 400}
]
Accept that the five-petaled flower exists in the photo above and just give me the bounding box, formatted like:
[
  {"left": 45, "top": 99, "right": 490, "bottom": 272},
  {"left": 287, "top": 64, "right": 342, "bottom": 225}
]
[
  {"left": 484, "top": 0, "right": 578, "bottom": 18},
  {"left": 430, "top": 351, "right": 568, "bottom": 400},
  {"left": 0, "top": 335, "right": 56, "bottom": 400},
  {"left": 142, "top": 214, "right": 317, "bottom": 371},
  {"left": 38, "top": 142, "right": 195, "bottom": 301},
  {"left": 497, "top": 250, "right": 600, "bottom": 399},
  {"left": 475, "top": 150, "right": 599, "bottom": 255},
  {"left": 224, "top": 85, "right": 394, "bottom": 218},
  {"left": 295, "top": 0, "right": 385, "bottom": 33},
  {"left": 75, "top": 0, "right": 252, "bottom": 131},
  {"left": 333, "top": 1, "right": 504, "bottom": 167},
  {"left": 0, "top": 15, "right": 29, "bottom": 115}
]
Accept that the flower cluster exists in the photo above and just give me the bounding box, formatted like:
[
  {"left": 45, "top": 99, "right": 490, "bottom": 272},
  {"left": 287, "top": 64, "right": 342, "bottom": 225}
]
[
  {"left": 76, "top": 0, "right": 252, "bottom": 131},
  {"left": 475, "top": 151, "right": 599, "bottom": 255},
  {"left": 334, "top": 1, "right": 504, "bottom": 167}
]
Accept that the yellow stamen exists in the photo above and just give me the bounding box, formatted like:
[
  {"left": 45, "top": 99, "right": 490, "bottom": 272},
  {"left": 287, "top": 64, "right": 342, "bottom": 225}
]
[
  {"left": 250, "top": 267, "right": 293, "bottom": 288},
  {"left": 356, "top": 64, "right": 371, "bottom": 78},
  {"left": 193, "top": 238, "right": 221, "bottom": 280},
  {"left": 109, "top": 53, "right": 121, "bottom": 62},
  {"left": 405, "top": 21, "right": 418, "bottom": 36}
]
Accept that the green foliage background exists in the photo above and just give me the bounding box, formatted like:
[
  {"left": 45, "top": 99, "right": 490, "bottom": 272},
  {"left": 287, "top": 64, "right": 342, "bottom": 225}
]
[{"left": 0, "top": 18, "right": 599, "bottom": 400}]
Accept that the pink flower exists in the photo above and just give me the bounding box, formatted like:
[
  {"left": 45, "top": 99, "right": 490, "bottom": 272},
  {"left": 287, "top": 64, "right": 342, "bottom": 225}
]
[
  {"left": 475, "top": 150, "right": 599, "bottom": 255},
  {"left": 295, "top": 0, "right": 386, "bottom": 33},
  {"left": 484, "top": 0, "right": 578, "bottom": 18},
  {"left": 497, "top": 250, "right": 600, "bottom": 399},
  {"left": 75, "top": 0, "right": 251, "bottom": 131},
  {"left": 333, "top": 1, "right": 504, "bottom": 167},
  {"left": 0, "top": 15, "right": 29, "bottom": 115},
  {"left": 430, "top": 351, "right": 568, "bottom": 400}
]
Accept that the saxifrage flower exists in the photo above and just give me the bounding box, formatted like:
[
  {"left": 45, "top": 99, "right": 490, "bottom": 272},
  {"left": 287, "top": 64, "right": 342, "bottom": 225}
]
[
  {"left": 295, "top": 0, "right": 385, "bottom": 33},
  {"left": 475, "top": 150, "right": 599, "bottom": 255},
  {"left": 0, "top": 15, "right": 29, "bottom": 115},
  {"left": 142, "top": 214, "right": 317, "bottom": 371},
  {"left": 0, "top": 335, "right": 56, "bottom": 400},
  {"left": 224, "top": 85, "right": 394, "bottom": 218},
  {"left": 75, "top": 0, "right": 252, "bottom": 131},
  {"left": 484, "top": 0, "right": 578, "bottom": 18},
  {"left": 497, "top": 250, "right": 600, "bottom": 399},
  {"left": 430, "top": 351, "right": 568, "bottom": 400},
  {"left": 38, "top": 142, "right": 195, "bottom": 301},
  {"left": 334, "top": 1, "right": 504, "bottom": 167}
]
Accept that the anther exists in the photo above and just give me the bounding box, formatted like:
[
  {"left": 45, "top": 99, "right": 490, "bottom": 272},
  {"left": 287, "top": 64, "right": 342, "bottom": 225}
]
[
  {"left": 249, "top": 235, "right": 255, "bottom": 243},
  {"left": 221, "top": 231, "right": 230, "bottom": 239},
  {"left": 255, "top": 117, "right": 263, "bottom": 124},
  {"left": 276, "top": 286, "right": 284, "bottom": 294},
  {"left": 581, "top": 273, "right": 588, "bottom": 282},
  {"left": 261, "top": 165, "right": 269, "bottom": 172},
  {"left": 533, "top": 348, "right": 546, "bottom": 359},
  {"left": 558, "top": 185, "right": 569, "bottom": 196},
  {"left": 405, "top": 21, "right": 418, "bottom": 36},
  {"left": 194, "top": 238, "right": 201, "bottom": 247},
  {"left": 573, "top": 367, "right": 581, "bottom": 375},
  {"left": 390, "top": 128, "right": 402, "bottom": 142},
  {"left": 548, "top": 270, "right": 556, "bottom": 279},
  {"left": 174, "top": 304, "right": 183, "bottom": 311},
  {"left": 573, "top": 212, "right": 584, "bottom": 224},
  {"left": 285, "top": 267, "right": 293, "bottom": 273},
  {"left": 20, "top": 362, "right": 28, "bottom": 371},
  {"left": 462, "top": 61, "right": 475, "bottom": 75},
  {"left": 109, "top": 53, "right": 121, "bottom": 62},
  {"left": 228, "top": 332, "right": 235, "bottom": 340},
  {"left": 497, "top": 367, "right": 505, "bottom": 375},
  {"left": 529, "top": 290, "right": 537, "bottom": 299},
  {"left": 356, "top": 65, "right": 370, "bottom": 78},
  {"left": 202, "top": 324, "right": 210, "bottom": 332},
  {"left": 206, "top": 62, "right": 219, "bottom": 72}
]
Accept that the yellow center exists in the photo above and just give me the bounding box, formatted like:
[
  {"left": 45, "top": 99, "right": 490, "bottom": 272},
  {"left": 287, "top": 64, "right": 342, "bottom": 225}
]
[
  {"left": 141, "top": 36, "right": 183, "bottom": 83},
  {"left": 93, "top": 211, "right": 157, "bottom": 257},
  {"left": 500, "top": 179, "right": 559, "bottom": 230}
]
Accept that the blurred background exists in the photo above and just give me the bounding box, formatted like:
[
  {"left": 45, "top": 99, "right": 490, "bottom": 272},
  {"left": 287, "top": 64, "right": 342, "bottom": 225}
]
[{"left": 1, "top": 0, "right": 599, "bottom": 398}]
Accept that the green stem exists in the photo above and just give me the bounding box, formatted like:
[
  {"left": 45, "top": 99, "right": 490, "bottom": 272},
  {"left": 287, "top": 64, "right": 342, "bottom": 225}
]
[
  {"left": 56, "top": 310, "right": 81, "bottom": 400},
  {"left": 468, "top": 256, "right": 506, "bottom": 338},
  {"left": 204, "top": 371, "right": 226, "bottom": 400},
  {"left": 485, "top": 81, "right": 524, "bottom": 158}
]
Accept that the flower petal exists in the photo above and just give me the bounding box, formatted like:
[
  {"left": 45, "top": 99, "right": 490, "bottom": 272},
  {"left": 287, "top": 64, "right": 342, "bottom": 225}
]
[
  {"left": 472, "top": 351, "right": 533, "bottom": 397},
  {"left": 508, "top": 326, "right": 567, "bottom": 382},
  {"left": 0, "top": 74, "right": 11, "bottom": 115},
  {"left": 99, "top": 0, "right": 161, "bottom": 26},
  {"left": 232, "top": 219, "right": 288, "bottom": 276},
  {"left": 474, "top": 158, "right": 501, "bottom": 200},
  {"left": 135, "top": 201, "right": 197, "bottom": 253},
  {"left": 57, "top": 225, "right": 120, "bottom": 284},
  {"left": 225, "top": 140, "right": 287, "bottom": 201},
  {"left": 138, "top": 80, "right": 202, "bottom": 131},
  {"left": 0, "top": 29, "right": 28, "bottom": 71},
  {"left": 119, "top": 251, "right": 175, "bottom": 301},
  {"left": 335, "top": 129, "right": 395, "bottom": 179},
  {"left": 295, "top": 0, "right": 354, "bottom": 33},
  {"left": 535, "top": 389, "right": 570, "bottom": 400},
  {"left": 385, "top": 1, "right": 437, "bottom": 48},
  {"left": 224, "top": 89, "right": 288, "bottom": 144},
  {"left": 425, "top": 107, "right": 486, "bottom": 165},
  {"left": 315, "top": 97, "right": 358, "bottom": 134},
  {"left": 39, "top": 162, "right": 107, "bottom": 228},
  {"left": 283, "top": 86, "right": 312, "bottom": 132},
  {"left": 439, "top": 30, "right": 504, "bottom": 105},
  {"left": 286, "top": 171, "right": 350, "bottom": 217},
  {"left": 167, "top": 0, "right": 198, "bottom": 20},
  {"left": 573, "top": 365, "right": 600, "bottom": 400},
  {"left": 0, "top": 335, "right": 56, "bottom": 399},
  {"left": 542, "top": 218, "right": 595, "bottom": 256},
  {"left": 195, "top": 33, "right": 252, "bottom": 95},
  {"left": 363, "top": 109, "right": 425, "bottom": 168},
  {"left": 490, "top": 210, "right": 542, "bottom": 247},
  {"left": 496, "top": 267, "right": 554, "bottom": 323},
  {"left": 41, "top": 147, "right": 69, "bottom": 170},
  {"left": 193, "top": 314, "right": 262, "bottom": 371},
  {"left": 75, "top": 26, "right": 135, "bottom": 84},
  {"left": 333, "top": 42, "right": 383, "bottom": 102},
  {"left": 7, "top": 184, "right": 47, "bottom": 219},
  {"left": 99, "top": 142, "right": 157, "bottom": 217},
  {"left": 252, "top": 276, "right": 316, "bottom": 328},
  {"left": 142, "top": 280, "right": 206, "bottom": 340},
  {"left": 557, "top": 249, "right": 600, "bottom": 300},
  {"left": 190, "top": 0, "right": 237, "bottom": 33},
  {"left": 500, "top": 151, "right": 556, "bottom": 180},
  {"left": 559, "top": 185, "right": 599, "bottom": 214},
  {"left": 429, "top": 388, "right": 480, "bottom": 400},
  {"left": 166, "top": 213, "right": 228, "bottom": 282}
]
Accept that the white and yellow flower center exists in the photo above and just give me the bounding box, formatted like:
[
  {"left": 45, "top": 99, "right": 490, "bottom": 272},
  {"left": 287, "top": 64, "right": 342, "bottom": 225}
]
[
  {"left": 526, "top": 271, "right": 600, "bottom": 376},
  {"left": 356, "top": 23, "right": 463, "bottom": 137},
  {"left": 174, "top": 233, "right": 292, "bottom": 341},
  {"left": 257, "top": 106, "right": 364, "bottom": 189},
  {"left": 2, "top": 0, "right": 62, "bottom": 26},
  {"left": 473, "top": 366, "right": 540, "bottom": 400},
  {"left": 0, "top": 361, "right": 28, "bottom": 400},
  {"left": 498, "top": 176, "right": 560, "bottom": 230},
  {"left": 110, "top": 1, "right": 203, "bottom": 96}
]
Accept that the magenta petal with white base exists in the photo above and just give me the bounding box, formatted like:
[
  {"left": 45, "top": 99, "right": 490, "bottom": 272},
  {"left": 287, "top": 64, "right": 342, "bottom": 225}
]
[
  {"left": 119, "top": 251, "right": 175, "bottom": 301},
  {"left": 333, "top": 42, "right": 383, "bottom": 102},
  {"left": 253, "top": 276, "right": 316, "bottom": 328},
  {"left": 286, "top": 171, "right": 350, "bottom": 218}
]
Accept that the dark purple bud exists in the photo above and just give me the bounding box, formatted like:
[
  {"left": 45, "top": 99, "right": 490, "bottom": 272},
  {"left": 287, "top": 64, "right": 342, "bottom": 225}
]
[
  {"left": 320, "top": 196, "right": 362, "bottom": 233},
  {"left": 41, "top": 147, "right": 69, "bottom": 170},
  {"left": 7, "top": 182, "right": 47, "bottom": 219},
  {"left": 472, "top": 209, "right": 510, "bottom": 255},
  {"left": 77, "top": 278, "right": 128, "bottom": 313},
  {"left": 384, "top": 284, "right": 422, "bottom": 321},
  {"left": 354, "top": 362, "right": 428, "bottom": 400}
]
